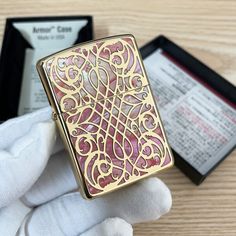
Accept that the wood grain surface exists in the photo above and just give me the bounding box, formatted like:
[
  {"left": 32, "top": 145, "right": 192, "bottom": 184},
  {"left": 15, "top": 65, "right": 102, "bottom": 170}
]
[{"left": 0, "top": 1, "right": 235, "bottom": 235}]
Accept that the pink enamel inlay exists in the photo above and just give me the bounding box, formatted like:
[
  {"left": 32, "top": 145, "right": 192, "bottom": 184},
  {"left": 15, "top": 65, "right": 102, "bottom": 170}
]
[{"left": 45, "top": 36, "right": 172, "bottom": 196}]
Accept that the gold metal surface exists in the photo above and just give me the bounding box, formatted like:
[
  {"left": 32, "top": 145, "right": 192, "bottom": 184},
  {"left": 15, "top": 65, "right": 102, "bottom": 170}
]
[{"left": 37, "top": 35, "right": 174, "bottom": 199}]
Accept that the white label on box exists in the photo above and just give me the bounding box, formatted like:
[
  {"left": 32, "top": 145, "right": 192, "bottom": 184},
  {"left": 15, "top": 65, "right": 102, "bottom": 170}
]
[
  {"left": 13, "top": 19, "right": 88, "bottom": 115},
  {"left": 144, "top": 49, "right": 236, "bottom": 174},
  {"left": 17, "top": 48, "right": 56, "bottom": 115},
  {"left": 13, "top": 20, "right": 88, "bottom": 49}
]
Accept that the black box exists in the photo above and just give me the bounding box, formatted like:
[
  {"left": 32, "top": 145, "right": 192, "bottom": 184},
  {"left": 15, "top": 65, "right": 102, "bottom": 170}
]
[
  {"left": 140, "top": 35, "right": 236, "bottom": 184},
  {"left": 0, "top": 16, "right": 93, "bottom": 121}
]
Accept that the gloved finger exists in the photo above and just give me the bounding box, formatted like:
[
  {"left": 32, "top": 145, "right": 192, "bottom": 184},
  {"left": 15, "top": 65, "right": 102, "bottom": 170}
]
[
  {"left": 21, "top": 149, "right": 77, "bottom": 207},
  {"left": 0, "top": 116, "right": 56, "bottom": 208},
  {"left": 80, "top": 218, "right": 133, "bottom": 236},
  {"left": 0, "top": 107, "right": 51, "bottom": 149},
  {"left": 0, "top": 107, "right": 62, "bottom": 156},
  {"left": 0, "top": 200, "right": 31, "bottom": 236},
  {"left": 17, "top": 177, "right": 172, "bottom": 236}
]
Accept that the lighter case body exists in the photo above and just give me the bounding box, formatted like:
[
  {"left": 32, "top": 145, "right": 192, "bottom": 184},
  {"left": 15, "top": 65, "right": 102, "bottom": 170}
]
[{"left": 37, "top": 35, "right": 173, "bottom": 199}]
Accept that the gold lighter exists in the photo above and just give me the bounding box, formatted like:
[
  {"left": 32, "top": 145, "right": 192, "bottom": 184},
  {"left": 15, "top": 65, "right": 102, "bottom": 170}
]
[{"left": 36, "top": 35, "right": 173, "bottom": 199}]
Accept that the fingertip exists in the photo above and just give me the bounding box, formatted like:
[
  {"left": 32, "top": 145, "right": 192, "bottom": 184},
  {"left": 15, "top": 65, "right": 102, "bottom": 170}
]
[
  {"left": 0, "top": 106, "right": 51, "bottom": 149},
  {"left": 141, "top": 177, "right": 172, "bottom": 215},
  {"left": 115, "top": 176, "right": 172, "bottom": 222},
  {"left": 81, "top": 217, "right": 133, "bottom": 236},
  {"left": 37, "top": 120, "right": 57, "bottom": 152}
]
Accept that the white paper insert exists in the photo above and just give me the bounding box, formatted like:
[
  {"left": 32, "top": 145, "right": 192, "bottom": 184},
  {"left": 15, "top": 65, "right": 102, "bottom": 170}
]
[
  {"left": 144, "top": 49, "right": 236, "bottom": 174},
  {"left": 13, "top": 19, "right": 88, "bottom": 115}
]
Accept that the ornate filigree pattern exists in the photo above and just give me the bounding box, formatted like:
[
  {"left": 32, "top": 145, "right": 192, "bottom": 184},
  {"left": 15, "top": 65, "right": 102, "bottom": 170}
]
[
  {"left": 43, "top": 35, "right": 173, "bottom": 197},
  {"left": 44, "top": 36, "right": 148, "bottom": 113}
]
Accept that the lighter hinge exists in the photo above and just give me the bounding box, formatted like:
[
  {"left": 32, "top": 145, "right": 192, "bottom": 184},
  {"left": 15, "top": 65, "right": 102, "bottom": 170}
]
[{"left": 52, "top": 111, "right": 58, "bottom": 121}]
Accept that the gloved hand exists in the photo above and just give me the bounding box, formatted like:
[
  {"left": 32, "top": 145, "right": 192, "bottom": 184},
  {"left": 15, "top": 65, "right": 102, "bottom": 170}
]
[{"left": 0, "top": 107, "right": 172, "bottom": 236}]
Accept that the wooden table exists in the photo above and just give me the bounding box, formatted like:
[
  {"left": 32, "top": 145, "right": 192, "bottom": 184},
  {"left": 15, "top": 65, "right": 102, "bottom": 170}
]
[{"left": 0, "top": 0, "right": 235, "bottom": 235}]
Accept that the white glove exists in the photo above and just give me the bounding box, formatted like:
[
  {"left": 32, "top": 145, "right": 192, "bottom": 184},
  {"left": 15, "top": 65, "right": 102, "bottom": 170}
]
[{"left": 0, "top": 107, "right": 172, "bottom": 236}]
